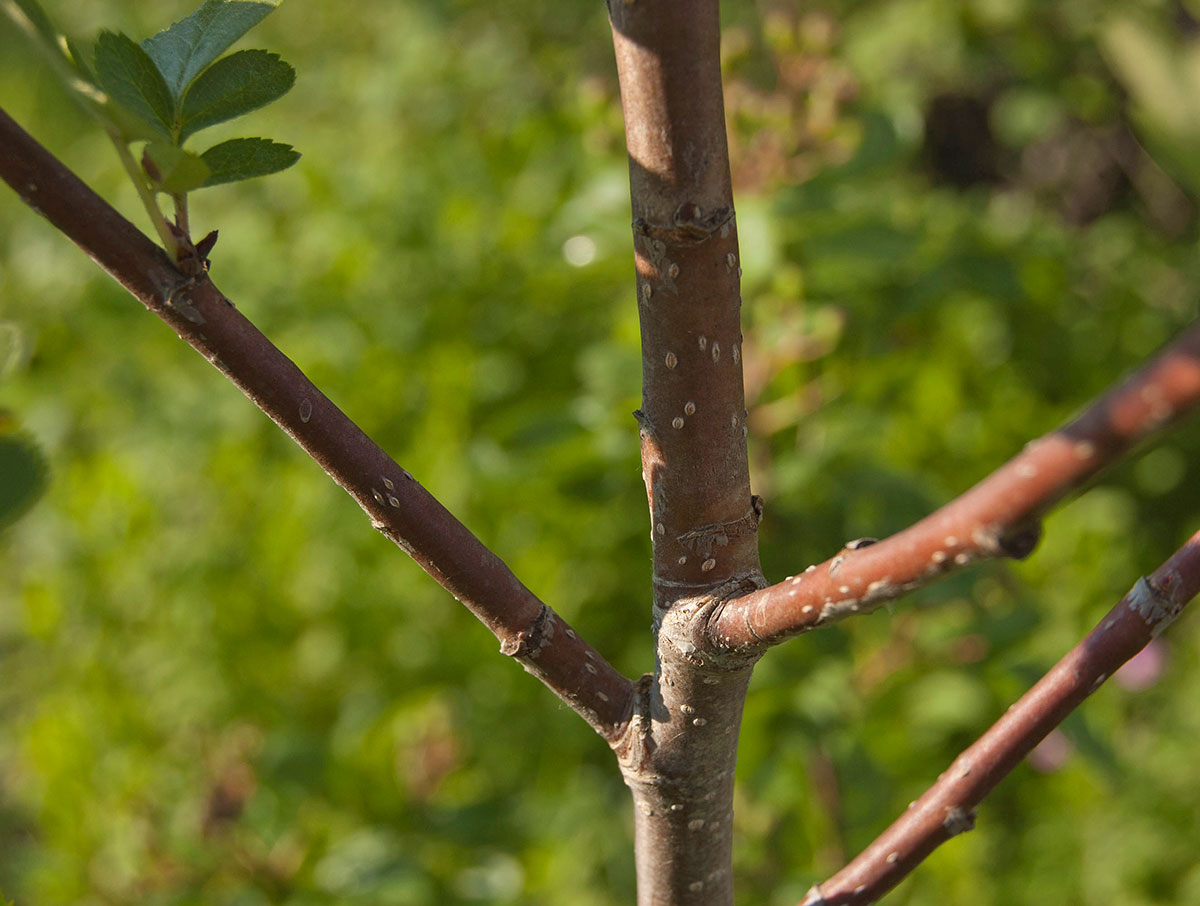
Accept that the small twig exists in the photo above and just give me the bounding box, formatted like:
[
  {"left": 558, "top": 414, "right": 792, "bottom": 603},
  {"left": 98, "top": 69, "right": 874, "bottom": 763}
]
[
  {"left": 172, "top": 191, "right": 189, "bottom": 237},
  {"left": 800, "top": 530, "right": 1200, "bottom": 906},
  {"left": 711, "top": 320, "right": 1200, "bottom": 649},
  {"left": 1, "top": 2, "right": 182, "bottom": 259},
  {"left": 109, "top": 130, "right": 180, "bottom": 257}
]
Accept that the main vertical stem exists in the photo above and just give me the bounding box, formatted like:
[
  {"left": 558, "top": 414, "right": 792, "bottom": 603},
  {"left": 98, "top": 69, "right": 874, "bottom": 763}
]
[
  {"left": 624, "top": 660, "right": 756, "bottom": 906},
  {"left": 610, "top": 0, "right": 757, "bottom": 595},
  {"left": 608, "top": 2, "right": 764, "bottom": 903}
]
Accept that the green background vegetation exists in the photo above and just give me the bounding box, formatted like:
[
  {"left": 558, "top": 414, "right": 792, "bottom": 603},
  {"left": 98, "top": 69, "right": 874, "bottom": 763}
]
[{"left": 3, "top": 1, "right": 1200, "bottom": 903}]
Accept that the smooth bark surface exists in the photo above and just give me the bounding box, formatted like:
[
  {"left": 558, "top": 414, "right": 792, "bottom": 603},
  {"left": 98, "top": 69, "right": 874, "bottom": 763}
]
[
  {"left": 610, "top": 0, "right": 760, "bottom": 601},
  {"left": 608, "top": 1, "right": 764, "bottom": 902}
]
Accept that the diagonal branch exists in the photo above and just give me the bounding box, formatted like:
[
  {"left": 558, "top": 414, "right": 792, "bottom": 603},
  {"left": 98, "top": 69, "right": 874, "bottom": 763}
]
[
  {"left": 0, "top": 105, "right": 634, "bottom": 742},
  {"left": 711, "top": 321, "right": 1200, "bottom": 650},
  {"left": 800, "top": 529, "right": 1200, "bottom": 906}
]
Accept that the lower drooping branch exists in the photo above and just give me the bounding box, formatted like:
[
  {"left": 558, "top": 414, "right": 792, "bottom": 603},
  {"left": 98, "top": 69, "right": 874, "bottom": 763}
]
[
  {"left": 712, "top": 318, "right": 1200, "bottom": 649},
  {"left": 800, "top": 529, "right": 1200, "bottom": 906},
  {"left": 0, "top": 105, "right": 634, "bottom": 741}
]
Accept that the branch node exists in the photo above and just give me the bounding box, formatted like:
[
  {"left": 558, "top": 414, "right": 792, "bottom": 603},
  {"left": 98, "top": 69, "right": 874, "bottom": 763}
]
[
  {"left": 632, "top": 204, "right": 734, "bottom": 245},
  {"left": 845, "top": 536, "right": 877, "bottom": 550},
  {"left": 164, "top": 276, "right": 206, "bottom": 325},
  {"left": 799, "top": 883, "right": 828, "bottom": 906},
  {"left": 995, "top": 519, "right": 1042, "bottom": 560},
  {"left": 675, "top": 500, "right": 762, "bottom": 557},
  {"left": 500, "top": 604, "right": 553, "bottom": 659},
  {"left": 942, "top": 805, "right": 976, "bottom": 837},
  {"left": 615, "top": 673, "right": 657, "bottom": 771},
  {"left": 827, "top": 537, "right": 876, "bottom": 578},
  {"left": 1128, "top": 575, "right": 1185, "bottom": 636}
]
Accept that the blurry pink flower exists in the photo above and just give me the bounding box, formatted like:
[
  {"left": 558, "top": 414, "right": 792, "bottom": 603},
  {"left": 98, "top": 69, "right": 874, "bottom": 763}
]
[
  {"left": 1114, "top": 639, "right": 1167, "bottom": 692},
  {"left": 1029, "top": 729, "right": 1073, "bottom": 773}
]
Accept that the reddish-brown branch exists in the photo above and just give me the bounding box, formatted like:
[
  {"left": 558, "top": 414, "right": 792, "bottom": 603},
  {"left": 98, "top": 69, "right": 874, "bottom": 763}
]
[
  {"left": 611, "top": 0, "right": 762, "bottom": 602},
  {"left": 0, "top": 105, "right": 634, "bottom": 742},
  {"left": 607, "top": 1, "right": 764, "bottom": 903},
  {"left": 712, "top": 322, "right": 1200, "bottom": 649},
  {"left": 800, "top": 530, "right": 1200, "bottom": 906}
]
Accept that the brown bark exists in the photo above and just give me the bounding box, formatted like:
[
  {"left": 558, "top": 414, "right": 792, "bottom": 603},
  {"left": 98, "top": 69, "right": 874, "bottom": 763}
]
[
  {"left": 7, "top": 4, "right": 1200, "bottom": 900},
  {"left": 802, "top": 530, "right": 1200, "bottom": 906},
  {"left": 0, "top": 105, "right": 634, "bottom": 742},
  {"left": 712, "top": 319, "right": 1200, "bottom": 649},
  {"left": 607, "top": 1, "right": 764, "bottom": 902}
]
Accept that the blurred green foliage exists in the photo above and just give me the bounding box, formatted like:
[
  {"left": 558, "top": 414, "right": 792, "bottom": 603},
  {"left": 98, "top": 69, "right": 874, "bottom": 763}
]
[
  {"left": 0, "top": 420, "right": 47, "bottom": 530},
  {"left": 2, "top": 1, "right": 1200, "bottom": 904}
]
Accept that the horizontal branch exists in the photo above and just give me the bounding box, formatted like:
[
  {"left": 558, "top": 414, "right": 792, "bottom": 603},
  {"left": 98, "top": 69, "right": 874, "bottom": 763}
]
[
  {"left": 800, "top": 528, "right": 1200, "bottom": 906},
  {"left": 0, "top": 105, "right": 634, "bottom": 742},
  {"left": 711, "top": 320, "right": 1200, "bottom": 649}
]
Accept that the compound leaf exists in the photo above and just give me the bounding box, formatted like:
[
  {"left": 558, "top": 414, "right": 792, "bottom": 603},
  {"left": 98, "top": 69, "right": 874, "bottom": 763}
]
[
  {"left": 143, "top": 142, "right": 211, "bottom": 194},
  {"left": 179, "top": 49, "right": 294, "bottom": 142},
  {"left": 141, "top": 0, "right": 280, "bottom": 102}
]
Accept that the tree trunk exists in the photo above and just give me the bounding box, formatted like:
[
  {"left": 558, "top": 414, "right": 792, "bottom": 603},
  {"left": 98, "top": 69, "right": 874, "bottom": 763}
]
[{"left": 607, "top": 1, "right": 765, "bottom": 902}]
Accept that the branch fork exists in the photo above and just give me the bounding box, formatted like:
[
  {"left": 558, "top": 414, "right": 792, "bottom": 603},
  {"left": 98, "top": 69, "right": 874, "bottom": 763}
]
[{"left": 7, "top": 0, "right": 1200, "bottom": 901}]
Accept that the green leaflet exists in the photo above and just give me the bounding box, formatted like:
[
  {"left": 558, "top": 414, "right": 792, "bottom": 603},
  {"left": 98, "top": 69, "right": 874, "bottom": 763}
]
[
  {"left": 8, "top": 0, "right": 299, "bottom": 259},
  {"left": 143, "top": 142, "right": 211, "bottom": 194},
  {"left": 141, "top": 0, "right": 279, "bottom": 102},
  {"left": 179, "top": 49, "right": 294, "bottom": 143},
  {"left": 93, "top": 30, "right": 174, "bottom": 137},
  {"left": 64, "top": 34, "right": 96, "bottom": 83},
  {"left": 201, "top": 137, "right": 299, "bottom": 186}
]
